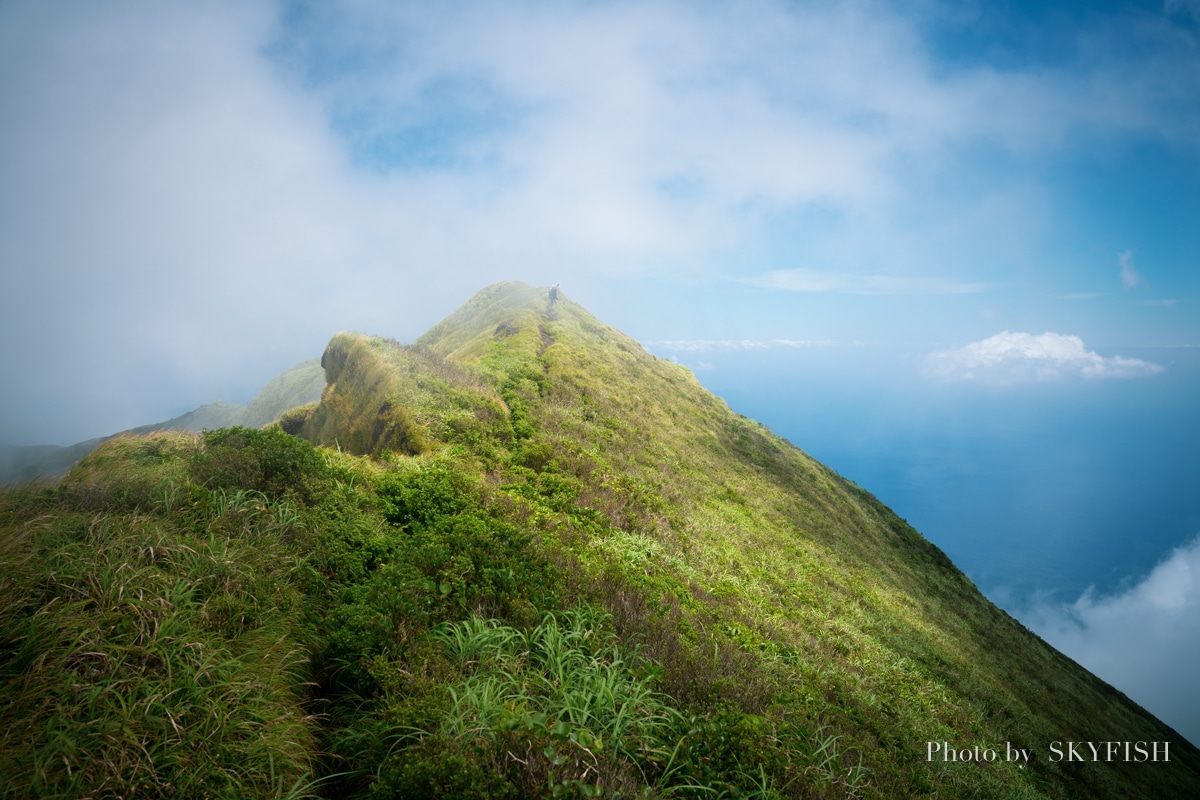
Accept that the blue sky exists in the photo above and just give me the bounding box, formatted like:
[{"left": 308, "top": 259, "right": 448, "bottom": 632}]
[{"left": 2, "top": 0, "right": 1199, "bottom": 743}]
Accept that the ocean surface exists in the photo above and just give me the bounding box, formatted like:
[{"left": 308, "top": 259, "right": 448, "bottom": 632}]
[{"left": 657, "top": 344, "right": 1200, "bottom": 609}]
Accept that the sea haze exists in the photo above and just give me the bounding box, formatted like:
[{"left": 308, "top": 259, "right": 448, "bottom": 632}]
[{"left": 661, "top": 344, "right": 1200, "bottom": 607}]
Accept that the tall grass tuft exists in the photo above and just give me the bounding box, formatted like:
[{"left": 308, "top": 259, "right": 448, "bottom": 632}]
[{"left": 369, "top": 608, "right": 681, "bottom": 797}]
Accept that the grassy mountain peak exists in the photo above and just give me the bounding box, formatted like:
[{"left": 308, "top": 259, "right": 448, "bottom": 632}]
[
  {"left": 415, "top": 280, "right": 632, "bottom": 361},
  {"left": 2, "top": 282, "right": 1196, "bottom": 799}
]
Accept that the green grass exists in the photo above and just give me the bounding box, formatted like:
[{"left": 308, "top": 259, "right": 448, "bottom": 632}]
[
  {"left": 0, "top": 444, "right": 319, "bottom": 798},
  {"left": 399, "top": 610, "right": 682, "bottom": 797},
  {"left": 2, "top": 282, "right": 1198, "bottom": 798}
]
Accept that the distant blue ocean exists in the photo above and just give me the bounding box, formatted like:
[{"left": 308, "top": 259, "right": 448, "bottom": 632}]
[{"left": 665, "top": 345, "right": 1200, "bottom": 608}]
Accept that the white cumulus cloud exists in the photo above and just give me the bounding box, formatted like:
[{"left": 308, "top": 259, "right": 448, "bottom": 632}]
[
  {"left": 1, "top": 0, "right": 1197, "bottom": 443},
  {"left": 923, "top": 331, "right": 1164, "bottom": 383},
  {"left": 1023, "top": 535, "right": 1200, "bottom": 746}
]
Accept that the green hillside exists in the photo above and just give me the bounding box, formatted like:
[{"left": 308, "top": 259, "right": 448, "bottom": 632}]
[{"left": 1, "top": 283, "right": 1196, "bottom": 799}]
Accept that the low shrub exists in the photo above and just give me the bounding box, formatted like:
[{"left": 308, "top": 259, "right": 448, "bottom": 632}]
[{"left": 190, "top": 426, "right": 329, "bottom": 501}]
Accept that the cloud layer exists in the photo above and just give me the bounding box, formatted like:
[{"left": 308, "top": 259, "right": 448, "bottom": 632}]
[
  {"left": 1, "top": 0, "right": 1197, "bottom": 442},
  {"left": 923, "top": 332, "right": 1164, "bottom": 383},
  {"left": 1025, "top": 536, "right": 1200, "bottom": 746}
]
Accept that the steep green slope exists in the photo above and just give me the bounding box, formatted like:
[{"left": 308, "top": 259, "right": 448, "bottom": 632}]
[
  {"left": 306, "top": 282, "right": 1200, "bottom": 797},
  {"left": 1, "top": 282, "right": 1196, "bottom": 799}
]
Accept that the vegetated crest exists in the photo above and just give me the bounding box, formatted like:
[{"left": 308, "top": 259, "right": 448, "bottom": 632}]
[{"left": 1, "top": 281, "right": 1197, "bottom": 799}]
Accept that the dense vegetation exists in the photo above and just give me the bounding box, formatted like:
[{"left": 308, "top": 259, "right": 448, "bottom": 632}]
[{"left": 2, "top": 282, "right": 1197, "bottom": 798}]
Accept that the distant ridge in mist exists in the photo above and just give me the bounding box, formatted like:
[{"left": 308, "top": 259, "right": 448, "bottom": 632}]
[{"left": 0, "top": 359, "right": 325, "bottom": 485}]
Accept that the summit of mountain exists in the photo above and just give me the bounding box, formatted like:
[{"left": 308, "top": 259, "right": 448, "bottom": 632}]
[{"left": 295, "top": 281, "right": 1200, "bottom": 797}]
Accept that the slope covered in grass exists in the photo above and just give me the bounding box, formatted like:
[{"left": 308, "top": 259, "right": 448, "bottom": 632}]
[{"left": 1, "top": 282, "right": 1197, "bottom": 799}]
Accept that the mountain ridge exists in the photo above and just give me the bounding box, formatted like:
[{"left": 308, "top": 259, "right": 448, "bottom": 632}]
[
  {"left": 293, "top": 282, "right": 1200, "bottom": 796},
  {"left": 1, "top": 281, "right": 1196, "bottom": 798}
]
